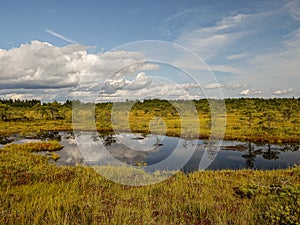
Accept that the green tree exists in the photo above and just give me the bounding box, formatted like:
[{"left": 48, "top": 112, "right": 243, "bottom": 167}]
[{"left": 0, "top": 103, "right": 11, "bottom": 121}]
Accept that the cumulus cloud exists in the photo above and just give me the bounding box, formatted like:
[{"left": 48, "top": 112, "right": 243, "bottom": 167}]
[
  {"left": 240, "top": 89, "right": 262, "bottom": 96},
  {"left": 0, "top": 41, "right": 165, "bottom": 101},
  {"left": 0, "top": 41, "right": 206, "bottom": 101},
  {"left": 102, "top": 79, "right": 130, "bottom": 94},
  {"left": 0, "top": 41, "right": 160, "bottom": 90},
  {"left": 273, "top": 88, "right": 294, "bottom": 95},
  {"left": 126, "top": 72, "right": 152, "bottom": 90},
  {"left": 95, "top": 72, "right": 153, "bottom": 95},
  {"left": 0, "top": 41, "right": 86, "bottom": 89},
  {"left": 240, "top": 89, "right": 250, "bottom": 95},
  {"left": 96, "top": 73, "right": 202, "bottom": 102},
  {"left": 97, "top": 85, "right": 201, "bottom": 102},
  {"left": 5, "top": 93, "right": 40, "bottom": 101}
]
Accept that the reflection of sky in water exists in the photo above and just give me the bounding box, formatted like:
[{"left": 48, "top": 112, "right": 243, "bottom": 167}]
[
  {"left": 74, "top": 132, "right": 197, "bottom": 171},
  {"left": 1, "top": 131, "right": 300, "bottom": 172},
  {"left": 73, "top": 132, "right": 300, "bottom": 171},
  {"left": 114, "top": 133, "right": 165, "bottom": 152},
  {"left": 13, "top": 139, "right": 41, "bottom": 144}
]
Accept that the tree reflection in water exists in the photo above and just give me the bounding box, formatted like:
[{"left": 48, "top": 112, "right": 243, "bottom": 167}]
[
  {"left": 242, "top": 142, "right": 256, "bottom": 168},
  {"left": 242, "top": 142, "right": 299, "bottom": 168},
  {"left": 2, "top": 131, "right": 299, "bottom": 170},
  {"left": 37, "top": 131, "right": 62, "bottom": 141},
  {"left": 98, "top": 132, "right": 116, "bottom": 146}
]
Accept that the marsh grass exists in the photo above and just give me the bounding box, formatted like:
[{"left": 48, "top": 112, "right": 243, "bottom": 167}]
[
  {"left": 1, "top": 98, "right": 299, "bottom": 143},
  {"left": 0, "top": 142, "right": 299, "bottom": 224},
  {"left": 0, "top": 99, "right": 299, "bottom": 224}
]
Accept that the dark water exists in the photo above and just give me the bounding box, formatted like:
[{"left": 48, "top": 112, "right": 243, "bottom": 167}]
[{"left": 1, "top": 131, "right": 300, "bottom": 172}]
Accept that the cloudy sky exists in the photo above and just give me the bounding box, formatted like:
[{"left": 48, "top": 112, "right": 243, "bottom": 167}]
[{"left": 0, "top": 0, "right": 300, "bottom": 101}]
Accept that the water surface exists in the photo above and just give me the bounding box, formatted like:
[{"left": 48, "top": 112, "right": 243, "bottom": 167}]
[{"left": 2, "top": 131, "right": 300, "bottom": 172}]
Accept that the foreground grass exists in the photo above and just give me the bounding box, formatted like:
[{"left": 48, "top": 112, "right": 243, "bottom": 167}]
[{"left": 0, "top": 142, "right": 299, "bottom": 224}]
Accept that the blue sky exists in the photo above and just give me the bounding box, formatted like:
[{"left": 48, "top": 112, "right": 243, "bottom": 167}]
[{"left": 0, "top": 0, "right": 300, "bottom": 101}]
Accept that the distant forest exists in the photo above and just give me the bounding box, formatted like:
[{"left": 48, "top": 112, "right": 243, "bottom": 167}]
[{"left": 1, "top": 97, "right": 299, "bottom": 108}]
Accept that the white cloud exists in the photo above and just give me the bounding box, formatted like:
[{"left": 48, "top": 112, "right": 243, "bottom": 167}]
[
  {"left": 224, "top": 83, "right": 248, "bottom": 90},
  {"left": 179, "top": 83, "right": 199, "bottom": 90},
  {"left": 0, "top": 41, "right": 204, "bottom": 102},
  {"left": 240, "top": 89, "right": 250, "bottom": 95},
  {"left": 5, "top": 93, "right": 40, "bottom": 101},
  {"left": 0, "top": 41, "right": 164, "bottom": 101},
  {"left": 273, "top": 88, "right": 294, "bottom": 95},
  {"left": 102, "top": 79, "right": 130, "bottom": 94},
  {"left": 240, "top": 89, "right": 262, "bottom": 96},
  {"left": 204, "top": 83, "right": 223, "bottom": 89},
  {"left": 172, "top": 6, "right": 300, "bottom": 98},
  {"left": 203, "top": 14, "right": 248, "bottom": 32},
  {"left": 96, "top": 73, "right": 202, "bottom": 102},
  {"left": 3, "top": 91, "right": 60, "bottom": 102},
  {"left": 175, "top": 14, "right": 248, "bottom": 60},
  {"left": 230, "top": 27, "right": 300, "bottom": 96},
  {"left": 0, "top": 41, "right": 87, "bottom": 89},
  {"left": 0, "top": 41, "right": 159, "bottom": 90},
  {"left": 99, "top": 72, "right": 153, "bottom": 95},
  {"left": 111, "top": 62, "right": 159, "bottom": 80},
  {"left": 203, "top": 82, "right": 248, "bottom": 91},
  {"left": 126, "top": 72, "right": 152, "bottom": 90},
  {"left": 176, "top": 33, "right": 230, "bottom": 60},
  {"left": 97, "top": 86, "right": 201, "bottom": 102}
]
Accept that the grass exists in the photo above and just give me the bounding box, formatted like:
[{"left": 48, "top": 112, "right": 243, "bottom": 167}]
[
  {"left": 0, "top": 99, "right": 299, "bottom": 224},
  {"left": 1, "top": 98, "right": 299, "bottom": 143},
  {"left": 0, "top": 142, "right": 299, "bottom": 224}
]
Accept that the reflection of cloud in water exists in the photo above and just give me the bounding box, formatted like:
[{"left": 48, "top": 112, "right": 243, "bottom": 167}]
[
  {"left": 114, "top": 133, "right": 164, "bottom": 152},
  {"left": 74, "top": 132, "right": 158, "bottom": 166},
  {"left": 56, "top": 133, "right": 84, "bottom": 165},
  {"left": 2, "top": 130, "right": 298, "bottom": 174},
  {"left": 105, "top": 143, "right": 149, "bottom": 165},
  {"left": 75, "top": 133, "right": 112, "bottom": 164},
  {"left": 73, "top": 132, "right": 197, "bottom": 170},
  {"left": 35, "top": 131, "right": 300, "bottom": 171}
]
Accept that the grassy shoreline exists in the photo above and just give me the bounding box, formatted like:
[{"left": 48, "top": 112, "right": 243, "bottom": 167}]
[
  {"left": 1, "top": 122, "right": 299, "bottom": 144},
  {"left": 1, "top": 98, "right": 300, "bottom": 143},
  {"left": 0, "top": 141, "right": 299, "bottom": 224},
  {"left": 1, "top": 99, "right": 299, "bottom": 223}
]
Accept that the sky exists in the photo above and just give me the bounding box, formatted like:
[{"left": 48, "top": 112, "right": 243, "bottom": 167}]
[{"left": 0, "top": 0, "right": 300, "bottom": 102}]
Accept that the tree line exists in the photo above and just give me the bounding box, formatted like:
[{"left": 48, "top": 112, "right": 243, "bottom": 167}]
[{"left": 0, "top": 97, "right": 299, "bottom": 121}]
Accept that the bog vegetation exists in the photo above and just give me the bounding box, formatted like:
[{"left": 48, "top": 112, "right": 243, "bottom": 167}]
[
  {"left": 0, "top": 98, "right": 300, "bottom": 224},
  {"left": 0, "top": 141, "right": 299, "bottom": 224},
  {"left": 0, "top": 97, "right": 299, "bottom": 143}
]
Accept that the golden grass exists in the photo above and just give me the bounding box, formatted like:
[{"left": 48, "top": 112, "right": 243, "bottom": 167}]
[{"left": 0, "top": 142, "right": 299, "bottom": 224}]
